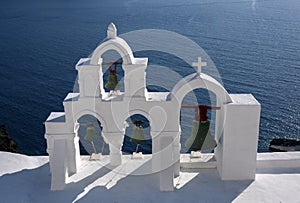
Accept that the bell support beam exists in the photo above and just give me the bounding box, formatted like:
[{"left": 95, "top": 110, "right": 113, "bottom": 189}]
[{"left": 181, "top": 105, "right": 221, "bottom": 121}]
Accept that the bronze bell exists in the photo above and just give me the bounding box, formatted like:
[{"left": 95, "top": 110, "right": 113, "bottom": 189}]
[
  {"left": 181, "top": 105, "right": 219, "bottom": 151},
  {"left": 84, "top": 124, "right": 97, "bottom": 154},
  {"left": 185, "top": 120, "right": 216, "bottom": 151},
  {"left": 130, "top": 121, "right": 146, "bottom": 145},
  {"left": 105, "top": 63, "right": 120, "bottom": 90}
]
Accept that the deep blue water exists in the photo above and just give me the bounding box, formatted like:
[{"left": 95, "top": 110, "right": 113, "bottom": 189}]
[{"left": 0, "top": 0, "right": 299, "bottom": 155}]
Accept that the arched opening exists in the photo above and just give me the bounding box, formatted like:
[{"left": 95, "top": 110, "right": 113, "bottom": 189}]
[
  {"left": 76, "top": 114, "right": 109, "bottom": 156},
  {"left": 180, "top": 88, "right": 218, "bottom": 155},
  {"left": 122, "top": 114, "right": 152, "bottom": 156},
  {"left": 171, "top": 73, "right": 231, "bottom": 168},
  {"left": 101, "top": 50, "right": 125, "bottom": 95},
  {"left": 90, "top": 38, "right": 134, "bottom": 65}
]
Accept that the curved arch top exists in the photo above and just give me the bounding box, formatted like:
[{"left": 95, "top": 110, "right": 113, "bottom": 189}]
[
  {"left": 74, "top": 110, "right": 108, "bottom": 132},
  {"left": 90, "top": 37, "right": 135, "bottom": 65},
  {"left": 121, "top": 109, "right": 152, "bottom": 125},
  {"left": 171, "top": 73, "right": 232, "bottom": 105}
]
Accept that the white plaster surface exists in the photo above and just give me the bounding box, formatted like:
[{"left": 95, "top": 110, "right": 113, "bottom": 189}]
[
  {"left": 257, "top": 152, "right": 300, "bottom": 169},
  {"left": 219, "top": 94, "right": 261, "bottom": 180},
  {"left": 44, "top": 23, "right": 261, "bottom": 191},
  {"left": 1, "top": 152, "right": 300, "bottom": 203}
]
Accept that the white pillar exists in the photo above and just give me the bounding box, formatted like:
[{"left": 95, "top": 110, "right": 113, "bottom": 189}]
[
  {"left": 123, "top": 63, "right": 147, "bottom": 99},
  {"left": 45, "top": 133, "right": 79, "bottom": 190},
  {"left": 102, "top": 131, "right": 124, "bottom": 166},
  {"left": 44, "top": 113, "right": 80, "bottom": 190},
  {"left": 159, "top": 135, "right": 174, "bottom": 191},
  {"left": 76, "top": 59, "right": 101, "bottom": 98},
  {"left": 173, "top": 132, "right": 181, "bottom": 177},
  {"left": 219, "top": 94, "right": 261, "bottom": 180},
  {"left": 50, "top": 139, "right": 68, "bottom": 190},
  {"left": 215, "top": 98, "right": 225, "bottom": 174},
  {"left": 151, "top": 131, "right": 161, "bottom": 173},
  {"left": 66, "top": 133, "right": 80, "bottom": 175}
]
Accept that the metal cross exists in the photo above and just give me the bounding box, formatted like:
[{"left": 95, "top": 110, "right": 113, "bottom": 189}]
[{"left": 192, "top": 57, "right": 207, "bottom": 73}]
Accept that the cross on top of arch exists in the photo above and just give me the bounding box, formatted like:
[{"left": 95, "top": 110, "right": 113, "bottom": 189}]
[{"left": 192, "top": 57, "right": 207, "bottom": 73}]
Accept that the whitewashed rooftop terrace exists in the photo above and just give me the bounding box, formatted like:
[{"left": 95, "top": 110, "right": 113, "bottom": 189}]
[{"left": 0, "top": 152, "right": 300, "bottom": 203}]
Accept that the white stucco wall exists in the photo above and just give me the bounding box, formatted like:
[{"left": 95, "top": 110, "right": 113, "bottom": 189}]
[{"left": 44, "top": 23, "right": 261, "bottom": 191}]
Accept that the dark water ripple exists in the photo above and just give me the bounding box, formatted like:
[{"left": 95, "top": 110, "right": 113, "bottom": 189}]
[{"left": 0, "top": 0, "right": 299, "bottom": 154}]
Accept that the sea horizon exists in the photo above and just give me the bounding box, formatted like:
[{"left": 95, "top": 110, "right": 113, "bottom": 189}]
[{"left": 0, "top": 0, "right": 299, "bottom": 155}]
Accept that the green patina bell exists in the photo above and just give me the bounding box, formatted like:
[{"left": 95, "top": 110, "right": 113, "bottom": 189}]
[
  {"left": 84, "top": 124, "right": 97, "bottom": 142},
  {"left": 84, "top": 124, "right": 97, "bottom": 154},
  {"left": 105, "top": 68, "right": 120, "bottom": 90},
  {"left": 130, "top": 125, "right": 145, "bottom": 144},
  {"left": 185, "top": 121, "right": 216, "bottom": 151}
]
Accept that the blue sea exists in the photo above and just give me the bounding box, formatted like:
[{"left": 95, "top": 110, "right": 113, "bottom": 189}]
[{"left": 0, "top": 0, "right": 299, "bottom": 155}]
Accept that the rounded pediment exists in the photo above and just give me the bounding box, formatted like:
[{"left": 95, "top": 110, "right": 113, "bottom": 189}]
[
  {"left": 171, "top": 73, "right": 232, "bottom": 104},
  {"left": 90, "top": 23, "right": 134, "bottom": 65}
]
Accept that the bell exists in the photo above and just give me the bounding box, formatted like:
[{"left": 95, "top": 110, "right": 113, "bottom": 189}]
[
  {"left": 185, "top": 121, "right": 216, "bottom": 151},
  {"left": 105, "top": 68, "right": 120, "bottom": 90},
  {"left": 130, "top": 125, "right": 145, "bottom": 144},
  {"left": 84, "top": 124, "right": 97, "bottom": 154},
  {"left": 84, "top": 124, "right": 97, "bottom": 142}
]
